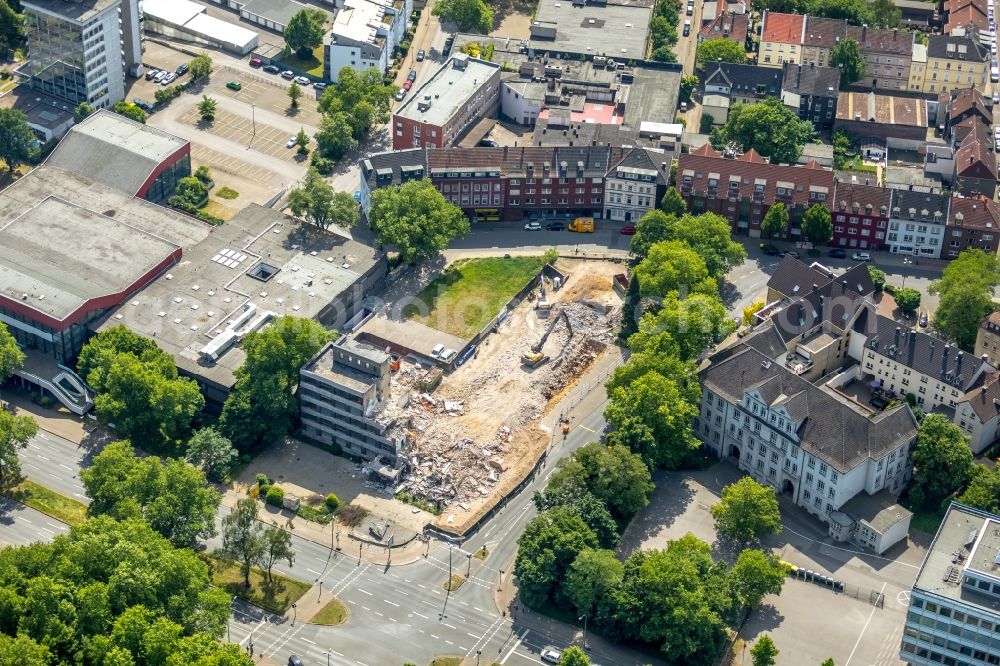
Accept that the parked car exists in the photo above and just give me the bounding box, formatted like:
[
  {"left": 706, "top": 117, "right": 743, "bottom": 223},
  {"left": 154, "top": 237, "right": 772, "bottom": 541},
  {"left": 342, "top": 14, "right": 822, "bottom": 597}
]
[
  {"left": 545, "top": 222, "right": 565, "bottom": 231},
  {"left": 354, "top": 191, "right": 362, "bottom": 203},
  {"left": 620, "top": 224, "right": 636, "bottom": 235},
  {"left": 852, "top": 252, "right": 871, "bottom": 261},
  {"left": 402, "top": 79, "right": 413, "bottom": 91},
  {"left": 524, "top": 222, "right": 542, "bottom": 231},
  {"left": 161, "top": 72, "right": 176, "bottom": 85},
  {"left": 919, "top": 311, "right": 928, "bottom": 328},
  {"left": 828, "top": 248, "right": 847, "bottom": 258},
  {"left": 280, "top": 70, "right": 295, "bottom": 80},
  {"left": 407, "top": 69, "right": 417, "bottom": 81},
  {"left": 679, "top": 100, "right": 688, "bottom": 112},
  {"left": 760, "top": 243, "right": 780, "bottom": 256},
  {"left": 314, "top": 82, "right": 327, "bottom": 91},
  {"left": 786, "top": 250, "right": 800, "bottom": 258},
  {"left": 288, "top": 657, "right": 303, "bottom": 666},
  {"left": 226, "top": 80, "right": 242, "bottom": 91},
  {"left": 249, "top": 57, "right": 262, "bottom": 67},
  {"left": 145, "top": 69, "right": 159, "bottom": 81},
  {"left": 455, "top": 344, "right": 476, "bottom": 367},
  {"left": 540, "top": 648, "right": 563, "bottom": 664},
  {"left": 294, "top": 75, "right": 310, "bottom": 85},
  {"left": 175, "top": 63, "right": 189, "bottom": 75},
  {"left": 395, "top": 89, "right": 406, "bottom": 101},
  {"left": 478, "top": 139, "right": 499, "bottom": 147},
  {"left": 133, "top": 99, "right": 152, "bottom": 111},
  {"left": 153, "top": 70, "right": 167, "bottom": 83},
  {"left": 416, "top": 49, "right": 425, "bottom": 61},
  {"left": 443, "top": 35, "right": 455, "bottom": 55},
  {"left": 286, "top": 136, "right": 297, "bottom": 149},
  {"left": 263, "top": 64, "right": 280, "bottom": 74}
]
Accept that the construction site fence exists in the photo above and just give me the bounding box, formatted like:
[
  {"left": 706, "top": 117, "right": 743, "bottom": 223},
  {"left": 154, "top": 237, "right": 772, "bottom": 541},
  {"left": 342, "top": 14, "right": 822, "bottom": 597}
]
[{"left": 427, "top": 350, "right": 626, "bottom": 544}]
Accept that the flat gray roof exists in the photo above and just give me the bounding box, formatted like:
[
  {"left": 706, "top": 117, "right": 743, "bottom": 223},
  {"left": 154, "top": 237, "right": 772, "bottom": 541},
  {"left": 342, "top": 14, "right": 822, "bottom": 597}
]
[
  {"left": 839, "top": 490, "right": 912, "bottom": 534},
  {"left": 913, "top": 503, "right": 1000, "bottom": 614},
  {"left": 240, "top": 0, "right": 320, "bottom": 27},
  {"left": 0, "top": 86, "right": 73, "bottom": 132},
  {"left": 46, "top": 110, "right": 188, "bottom": 196},
  {"left": 97, "top": 205, "right": 380, "bottom": 389},
  {"left": 22, "top": 0, "right": 119, "bottom": 23},
  {"left": 621, "top": 66, "right": 681, "bottom": 128},
  {"left": 529, "top": 0, "right": 653, "bottom": 59},
  {"left": 395, "top": 54, "right": 501, "bottom": 127},
  {"left": 305, "top": 343, "right": 379, "bottom": 393},
  {"left": 0, "top": 197, "right": 180, "bottom": 322}
]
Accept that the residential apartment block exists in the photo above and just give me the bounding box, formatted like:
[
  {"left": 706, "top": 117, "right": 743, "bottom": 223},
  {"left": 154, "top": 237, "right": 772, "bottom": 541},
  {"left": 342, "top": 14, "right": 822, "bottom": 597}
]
[
  {"left": 759, "top": 10, "right": 805, "bottom": 66},
  {"left": 392, "top": 54, "right": 501, "bottom": 150},
  {"left": 602, "top": 149, "right": 669, "bottom": 223},
  {"left": 324, "top": 0, "right": 411, "bottom": 82},
  {"left": 909, "top": 31, "right": 991, "bottom": 94},
  {"left": 781, "top": 63, "right": 840, "bottom": 130},
  {"left": 975, "top": 312, "right": 1000, "bottom": 368},
  {"left": 886, "top": 190, "right": 951, "bottom": 257},
  {"left": 23, "top": 0, "right": 144, "bottom": 108},
  {"left": 900, "top": 502, "right": 1000, "bottom": 665},
  {"left": 830, "top": 182, "right": 892, "bottom": 251}
]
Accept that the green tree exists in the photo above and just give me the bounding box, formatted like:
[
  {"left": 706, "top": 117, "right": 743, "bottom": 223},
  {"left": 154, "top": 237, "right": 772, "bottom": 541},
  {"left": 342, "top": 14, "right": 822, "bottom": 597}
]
[
  {"left": 633, "top": 240, "right": 716, "bottom": 300},
  {"left": 432, "top": 0, "right": 493, "bottom": 33},
  {"left": 369, "top": 179, "right": 470, "bottom": 263},
  {"left": 869, "top": 265, "right": 886, "bottom": 291},
  {"left": 561, "top": 548, "right": 623, "bottom": 617},
  {"left": 631, "top": 292, "right": 734, "bottom": 361},
  {"left": 81, "top": 441, "right": 221, "bottom": 548},
  {"left": 631, "top": 209, "right": 674, "bottom": 261},
  {"left": 288, "top": 81, "right": 302, "bottom": 108},
  {"left": 558, "top": 442, "right": 654, "bottom": 519},
  {"left": 761, "top": 202, "right": 789, "bottom": 239},
  {"left": 710, "top": 98, "right": 814, "bottom": 164},
  {"left": 697, "top": 38, "right": 747, "bottom": 66},
  {"left": 870, "top": 0, "right": 901, "bottom": 27},
  {"left": 284, "top": 8, "right": 327, "bottom": 58},
  {"left": 295, "top": 127, "right": 309, "bottom": 154},
  {"left": 0, "top": 107, "right": 37, "bottom": 172},
  {"left": 605, "top": 371, "right": 700, "bottom": 469},
  {"left": 711, "top": 476, "right": 782, "bottom": 543},
  {"left": 730, "top": 549, "right": 786, "bottom": 610},
  {"left": 288, "top": 168, "right": 359, "bottom": 230},
  {"left": 958, "top": 465, "right": 1000, "bottom": 514},
  {"left": 0, "top": 634, "right": 50, "bottom": 665},
  {"left": 0, "top": 409, "right": 37, "bottom": 486},
  {"left": 802, "top": 204, "right": 833, "bottom": 246},
  {"left": 909, "top": 414, "right": 975, "bottom": 509},
  {"left": 258, "top": 524, "right": 294, "bottom": 582},
  {"left": 660, "top": 185, "right": 686, "bottom": 217},
  {"left": 830, "top": 38, "right": 867, "bottom": 89},
  {"left": 172, "top": 175, "right": 209, "bottom": 207},
  {"left": 557, "top": 645, "right": 591, "bottom": 666},
  {"left": 821, "top": 660, "right": 836, "bottom": 666},
  {"left": 514, "top": 507, "right": 598, "bottom": 607},
  {"left": 73, "top": 102, "right": 95, "bottom": 123},
  {"left": 220, "top": 498, "right": 265, "bottom": 588},
  {"left": 219, "top": 316, "right": 332, "bottom": 451},
  {"left": 321, "top": 66, "right": 396, "bottom": 122},
  {"left": 894, "top": 287, "right": 921, "bottom": 315},
  {"left": 0, "top": 321, "right": 23, "bottom": 385},
  {"left": 188, "top": 52, "right": 212, "bottom": 80},
  {"left": 314, "top": 111, "right": 358, "bottom": 160},
  {"left": 0, "top": 0, "right": 24, "bottom": 57},
  {"left": 806, "top": 0, "right": 872, "bottom": 23},
  {"left": 930, "top": 249, "right": 1000, "bottom": 350},
  {"left": 668, "top": 212, "right": 746, "bottom": 279},
  {"left": 679, "top": 75, "right": 698, "bottom": 103},
  {"left": 112, "top": 101, "right": 147, "bottom": 124},
  {"left": 751, "top": 635, "right": 779, "bottom": 666},
  {"left": 186, "top": 427, "right": 238, "bottom": 482},
  {"left": 197, "top": 95, "right": 217, "bottom": 122}
]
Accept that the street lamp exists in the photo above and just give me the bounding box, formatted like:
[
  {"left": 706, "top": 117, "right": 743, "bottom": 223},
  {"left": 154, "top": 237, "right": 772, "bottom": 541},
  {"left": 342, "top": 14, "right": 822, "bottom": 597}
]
[
  {"left": 498, "top": 569, "right": 504, "bottom": 592},
  {"left": 291, "top": 602, "right": 297, "bottom": 626},
  {"left": 467, "top": 553, "right": 472, "bottom": 577},
  {"left": 325, "top": 650, "right": 332, "bottom": 666},
  {"left": 901, "top": 257, "right": 913, "bottom": 289},
  {"left": 579, "top": 614, "right": 589, "bottom": 650},
  {"left": 317, "top": 578, "right": 323, "bottom": 602},
  {"left": 476, "top": 650, "right": 482, "bottom": 665},
  {"left": 249, "top": 103, "right": 256, "bottom": 147}
]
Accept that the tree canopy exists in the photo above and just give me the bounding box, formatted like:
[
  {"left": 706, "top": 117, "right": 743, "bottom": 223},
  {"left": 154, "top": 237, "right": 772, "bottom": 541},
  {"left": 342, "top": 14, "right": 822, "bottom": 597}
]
[
  {"left": 802, "top": 204, "right": 833, "bottom": 246},
  {"left": 197, "top": 96, "right": 217, "bottom": 122},
  {"left": 284, "top": 8, "right": 326, "bottom": 58},
  {"left": 711, "top": 476, "right": 782, "bottom": 543},
  {"left": 0, "top": 108, "right": 38, "bottom": 172},
  {"left": 82, "top": 441, "right": 221, "bottom": 548},
  {"left": 432, "top": 0, "right": 493, "bottom": 33},
  {"left": 631, "top": 292, "right": 734, "bottom": 362},
  {"left": 0, "top": 408, "right": 37, "bottom": 487},
  {"left": 112, "top": 101, "right": 147, "bottom": 124},
  {"left": 893, "top": 287, "right": 921, "bottom": 315},
  {"left": 557, "top": 646, "right": 591, "bottom": 666},
  {"left": 515, "top": 507, "right": 599, "bottom": 607},
  {"left": 661, "top": 186, "right": 686, "bottom": 217},
  {"left": 929, "top": 249, "right": 1000, "bottom": 350},
  {"left": 751, "top": 635, "right": 779, "bottom": 666},
  {"left": 288, "top": 168, "right": 359, "bottom": 230},
  {"left": 761, "top": 202, "right": 789, "bottom": 239},
  {"left": 709, "top": 98, "right": 814, "bottom": 165},
  {"left": 633, "top": 240, "right": 716, "bottom": 300},
  {"left": 697, "top": 39, "right": 748, "bottom": 66},
  {"left": 185, "top": 427, "right": 238, "bottom": 482},
  {"left": 188, "top": 53, "right": 212, "bottom": 80},
  {"left": 0, "top": 321, "right": 24, "bottom": 383},
  {"left": 831, "top": 39, "right": 867, "bottom": 89},
  {"left": 220, "top": 316, "right": 332, "bottom": 451},
  {"left": 909, "top": 414, "right": 975, "bottom": 509},
  {"left": 958, "top": 465, "right": 1000, "bottom": 514},
  {"left": 730, "top": 549, "right": 786, "bottom": 609},
  {"left": 369, "top": 179, "right": 470, "bottom": 263}
]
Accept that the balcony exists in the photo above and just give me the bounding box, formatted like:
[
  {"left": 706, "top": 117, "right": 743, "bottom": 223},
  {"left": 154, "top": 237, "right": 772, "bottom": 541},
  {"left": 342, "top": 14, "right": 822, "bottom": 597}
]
[{"left": 784, "top": 352, "right": 813, "bottom": 375}]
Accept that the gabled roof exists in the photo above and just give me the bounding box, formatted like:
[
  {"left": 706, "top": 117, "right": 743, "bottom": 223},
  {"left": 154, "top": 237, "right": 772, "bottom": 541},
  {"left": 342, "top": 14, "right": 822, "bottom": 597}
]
[
  {"left": 889, "top": 189, "right": 952, "bottom": 219},
  {"left": 954, "top": 137, "right": 998, "bottom": 180},
  {"left": 831, "top": 182, "right": 892, "bottom": 217},
  {"left": 761, "top": 10, "right": 805, "bottom": 45},
  {"left": 609, "top": 147, "right": 669, "bottom": 184},
  {"left": 700, "top": 344, "right": 918, "bottom": 471},
  {"left": 926, "top": 32, "right": 990, "bottom": 61},
  {"left": 767, "top": 255, "right": 831, "bottom": 299},
  {"left": 801, "top": 15, "right": 847, "bottom": 49},
  {"left": 781, "top": 63, "right": 840, "bottom": 99},
  {"left": 948, "top": 87, "right": 992, "bottom": 126},
  {"left": 698, "top": 10, "right": 749, "bottom": 44},
  {"left": 949, "top": 195, "right": 1000, "bottom": 229},
  {"left": 846, "top": 25, "right": 914, "bottom": 56},
  {"left": 957, "top": 373, "right": 1000, "bottom": 423},
  {"left": 677, "top": 149, "right": 836, "bottom": 205},
  {"left": 704, "top": 62, "right": 782, "bottom": 96}
]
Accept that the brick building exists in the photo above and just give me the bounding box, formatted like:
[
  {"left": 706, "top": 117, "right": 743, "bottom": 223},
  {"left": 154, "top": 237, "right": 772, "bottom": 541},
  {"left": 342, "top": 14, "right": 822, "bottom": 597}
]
[{"left": 830, "top": 182, "right": 892, "bottom": 251}]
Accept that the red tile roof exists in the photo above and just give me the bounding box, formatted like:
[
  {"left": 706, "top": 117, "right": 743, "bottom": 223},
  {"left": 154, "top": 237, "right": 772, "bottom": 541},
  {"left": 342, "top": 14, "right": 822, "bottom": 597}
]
[
  {"left": 949, "top": 87, "right": 993, "bottom": 126},
  {"left": 948, "top": 195, "right": 1000, "bottom": 228},
  {"left": 698, "top": 10, "right": 750, "bottom": 45},
  {"left": 832, "top": 182, "right": 891, "bottom": 216},
  {"left": 677, "top": 151, "right": 835, "bottom": 209},
  {"left": 761, "top": 11, "right": 804, "bottom": 45},
  {"left": 955, "top": 138, "right": 998, "bottom": 179},
  {"left": 945, "top": 0, "right": 989, "bottom": 32}
]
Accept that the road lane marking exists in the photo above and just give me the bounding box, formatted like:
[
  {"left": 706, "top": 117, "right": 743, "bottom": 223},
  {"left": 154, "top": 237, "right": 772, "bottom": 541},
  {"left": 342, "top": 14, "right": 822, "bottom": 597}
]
[
  {"left": 384, "top": 600, "right": 399, "bottom": 607},
  {"left": 375, "top": 612, "right": 383, "bottom": 617},
  {"left": 413, "top": 611, "right": 429, "bottom": 619},
  {"left": 445, "top": 640, "right": 454, "bottom": 645},
  {"left": 430, "top": 634, "right": 440, "bottom": 640},
  {"left": 500, "top": 631, "right": 527, "bottom": 665},
  {"left": 358, "top": 588, "right": 373, "bottom": 596},
  {"left": 19, "top": 517, "right": 31, "bottom": 524},
  {"left": 307, "top": 568, "right": 322, "bottom": 575},
  {"left": 302, "top": 638, "right": 315, "bottom": 645},
  {"left": 467, "top": 632, "right": 479, "bottom": 638},
  {"left": 578, "top": 424, "right": 595, "bottom": 432},
  {"left": 845, "top": 582, "right": 887, "bottom": 666},
  {"left": 59, "top": 464, "right": 73, "bottom": 471},
  {"left": 443, "top": 623, "right": 457, "bottom": 630}
]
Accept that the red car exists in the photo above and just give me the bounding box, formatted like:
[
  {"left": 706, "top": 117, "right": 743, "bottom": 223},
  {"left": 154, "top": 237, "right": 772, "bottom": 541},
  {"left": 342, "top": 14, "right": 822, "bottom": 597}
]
[
  {"left": 249, "top": 57, "right": 262, "bottom": 67},
  {"left": 402, "top": 79, "right": 413, "bottom": 91},
  {"left": 620, "top": 224, "right": 636, "bottom": 235}
]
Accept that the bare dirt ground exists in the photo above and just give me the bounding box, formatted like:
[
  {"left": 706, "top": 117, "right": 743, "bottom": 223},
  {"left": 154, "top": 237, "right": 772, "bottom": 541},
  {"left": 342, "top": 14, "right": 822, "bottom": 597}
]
[
  {"left": 491, "top": 8, "right": 533, "bottom": 39},
  {"left": 386, "top": 259, "right": 625, "bottom": 533}
]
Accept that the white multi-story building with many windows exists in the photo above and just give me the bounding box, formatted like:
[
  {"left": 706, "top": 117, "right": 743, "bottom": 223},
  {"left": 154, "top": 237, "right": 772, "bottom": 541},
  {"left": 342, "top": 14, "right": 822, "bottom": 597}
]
[
  {"left": 602, "top": 148, "right": 669, "bottom": 223},
  {"left": 885, "top": 189, "right": 952, "bottom": 258}
]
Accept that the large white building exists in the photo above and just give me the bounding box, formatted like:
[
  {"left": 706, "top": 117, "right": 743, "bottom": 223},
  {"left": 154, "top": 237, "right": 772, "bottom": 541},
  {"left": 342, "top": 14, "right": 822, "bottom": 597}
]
[
  {"left": 885, "top": 189, "right": 951, "bottom": 258},
  {"left": 22, "top": 0, "right": 144, "bottom": 108},
  {"left": 602, "top": 147, "right": 669, "bottom": 223},
  {"left": 324, "top": 0, "right": 411, "bottom": 82}
]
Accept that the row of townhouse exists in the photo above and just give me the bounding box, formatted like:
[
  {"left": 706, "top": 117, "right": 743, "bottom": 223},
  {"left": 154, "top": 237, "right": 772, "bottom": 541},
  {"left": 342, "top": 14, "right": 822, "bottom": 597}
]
[
  {"left": 759, "top": 11, "right": 990, "bottom": 94},
  {"left": 360, "top": 144, "right": 672, "bottom": 223},
  {"left": 675, "top": 142, "right": 1000, "bottom": 257}
]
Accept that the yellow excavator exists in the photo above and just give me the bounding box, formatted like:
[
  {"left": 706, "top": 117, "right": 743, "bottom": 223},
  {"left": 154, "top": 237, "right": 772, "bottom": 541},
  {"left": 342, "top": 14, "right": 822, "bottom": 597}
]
[{"left": 521, "top": 309, "right": 572, "bottom": 368}]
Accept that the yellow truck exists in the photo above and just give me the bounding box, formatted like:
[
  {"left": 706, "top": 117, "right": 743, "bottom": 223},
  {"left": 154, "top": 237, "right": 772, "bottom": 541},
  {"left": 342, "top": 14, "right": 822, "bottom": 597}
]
[{"left": 568, "top": 217, "right": 595, "bottom": 233}]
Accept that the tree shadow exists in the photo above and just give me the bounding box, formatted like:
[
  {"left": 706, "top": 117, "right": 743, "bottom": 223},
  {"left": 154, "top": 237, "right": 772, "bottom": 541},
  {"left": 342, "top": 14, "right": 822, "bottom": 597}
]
[
  {"left": 285, "top": 106, "right": 300, "bottom": 118},
  {"left": 615, "top": 469, "right": 699, "bottom": 553},
  {"left": 749, "top": 603, "right": 784, "bottom": 633}
]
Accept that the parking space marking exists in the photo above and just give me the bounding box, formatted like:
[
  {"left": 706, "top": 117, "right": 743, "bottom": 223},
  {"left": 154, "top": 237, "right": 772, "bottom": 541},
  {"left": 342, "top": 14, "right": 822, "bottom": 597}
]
[{"left": 844, "top": 582, "right": 887, "bottom": 666}]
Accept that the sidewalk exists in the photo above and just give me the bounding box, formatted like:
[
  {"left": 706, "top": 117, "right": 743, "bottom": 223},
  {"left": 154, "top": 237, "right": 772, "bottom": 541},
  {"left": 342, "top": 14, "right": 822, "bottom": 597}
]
[{"left": 5, "top": 391, "right": 90, "bottom": 443}]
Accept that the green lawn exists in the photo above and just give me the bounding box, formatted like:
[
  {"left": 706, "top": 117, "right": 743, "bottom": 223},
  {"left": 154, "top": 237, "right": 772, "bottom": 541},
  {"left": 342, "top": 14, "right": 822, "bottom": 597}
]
[
  {"left": 216, "top": 186, "right": 239, "bottom": 200},
  {"left": 203, "top": 554, "right": 310, "bottom": 614},
  {"left": 274, "top": 46, "right": 325, "bottom": 78},
  {"left": 429, "top": 658, "right": 462, "bottom": 666},
  {"left": 310, "top": 597, "right": 348, "bottom": 625},
  {"left": 403, "top": 256, "right": 545, "bottom": 338},
  {"left": 9, "top": 479, "right": 88, "bottom": 526},
  {"left": 901, "top": 497, "right": 944, "bottom": 535}
]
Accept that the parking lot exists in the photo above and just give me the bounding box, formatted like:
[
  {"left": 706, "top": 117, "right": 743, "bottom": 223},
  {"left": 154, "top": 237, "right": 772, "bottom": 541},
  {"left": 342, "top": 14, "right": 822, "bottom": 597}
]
[
  {"left": 213, "top": 67, "right": 324, "bottom": 126},
  {"left": 177, "top": 106, "right": 310, "bottom": 163}
]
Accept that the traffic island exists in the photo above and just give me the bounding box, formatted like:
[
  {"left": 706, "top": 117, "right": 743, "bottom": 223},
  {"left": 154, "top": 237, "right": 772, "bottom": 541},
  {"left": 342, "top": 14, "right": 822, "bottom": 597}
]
[
  {"left": 309, "top": 597, "right": 348, "bottom": 626},
  {"left": 443, "top": 574, "right": 466, "bottom": 592}
]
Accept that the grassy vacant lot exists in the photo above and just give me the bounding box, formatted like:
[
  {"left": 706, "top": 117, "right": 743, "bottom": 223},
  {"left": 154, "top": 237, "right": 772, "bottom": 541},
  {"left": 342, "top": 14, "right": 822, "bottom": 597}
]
[
  {"left": 403, "top": 256, "right": 544, "bottom": 338},
  {"left": 310, "top": 597, "right": 348, "bottom": 625},
  {"left": 274, "top": 46, "right": 325, "bottom": 78},
  {"left": 203, "top": 554, "right": 310, "bottom": 614},
  {"left": 10, "top": 479, "right": 87, "bottom": 526}
]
